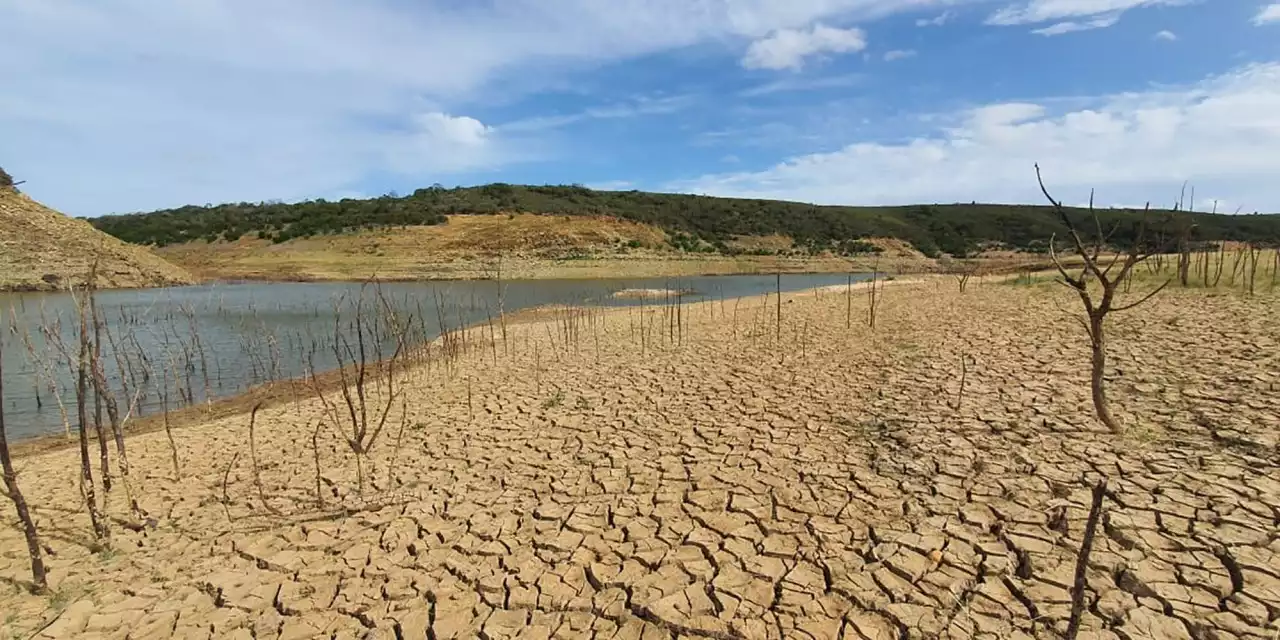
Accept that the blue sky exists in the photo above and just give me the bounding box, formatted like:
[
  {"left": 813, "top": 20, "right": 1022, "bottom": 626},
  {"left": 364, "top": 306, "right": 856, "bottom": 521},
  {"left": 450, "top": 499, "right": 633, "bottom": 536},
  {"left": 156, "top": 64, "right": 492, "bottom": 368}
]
[{"left": 2, "top": 0, "right": 1279, "bottom": 216}]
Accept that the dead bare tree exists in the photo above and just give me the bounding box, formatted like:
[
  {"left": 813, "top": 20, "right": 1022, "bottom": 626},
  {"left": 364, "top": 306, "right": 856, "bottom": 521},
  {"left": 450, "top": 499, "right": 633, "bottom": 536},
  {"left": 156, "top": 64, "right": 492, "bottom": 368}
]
[
  {"left": 160, "top": 363, "right": 180, "bottom": 479},
  {"left": 1206, "top": 241, "right": 1225, "bottom": 288},
  {"left": 89, "top": 297, "right": 111, "bottom": 494},
  {"left": 1037, "top": 165, "right": 1170, "bottom": 433},
  {"left": 775, "top": 271, "right": 782, "bottom": 344},
  {"left": 311, "top": 281, "right": 411, "bottom": 494},
  {"left": 951, "top": 259, "right": 980, "bottom": 293},
  {"left": 71, "top": 282, "right": 109, "bottom": 542},
  {"left": 1175, "top": 222, "right": 1195, "bottom": 287},
  {"left": 867, "top": 258, "right": 883, "bottom": 330},
  {"left": 0, "top": 329, "right": 49, "bottom": 593},
  {"left": 1244, "top": 242, "right": 1262, "bottom": 296},
  {"left": 1271, "top": 244, "right": 1279, "bottom": 291},
  {"left": 88, "top": 290, "right": 138, "bottom": 511},
  {"left": 845, "top": 273, "right": 853, "bottom": 329}
]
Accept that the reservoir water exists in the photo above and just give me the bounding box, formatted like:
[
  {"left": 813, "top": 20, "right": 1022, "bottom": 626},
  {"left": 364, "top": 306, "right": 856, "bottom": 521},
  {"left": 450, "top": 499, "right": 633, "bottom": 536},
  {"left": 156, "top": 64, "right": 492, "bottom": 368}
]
[{"left": 0, "top": 273, "right": 867, "bottom": 440}]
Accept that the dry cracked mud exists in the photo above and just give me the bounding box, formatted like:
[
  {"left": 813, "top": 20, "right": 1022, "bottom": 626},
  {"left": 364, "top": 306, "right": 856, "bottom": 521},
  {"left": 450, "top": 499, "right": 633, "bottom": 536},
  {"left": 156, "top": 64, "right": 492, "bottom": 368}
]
[{"left": 2, "top": 278, "right": 1278, "bottom": 639}]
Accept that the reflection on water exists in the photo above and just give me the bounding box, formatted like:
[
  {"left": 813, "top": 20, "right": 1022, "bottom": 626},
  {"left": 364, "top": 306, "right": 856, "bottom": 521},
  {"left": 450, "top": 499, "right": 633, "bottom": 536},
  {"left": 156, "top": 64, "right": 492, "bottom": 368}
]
[{"left": 0, "top": 273, "right": 866, "bottom": 440}]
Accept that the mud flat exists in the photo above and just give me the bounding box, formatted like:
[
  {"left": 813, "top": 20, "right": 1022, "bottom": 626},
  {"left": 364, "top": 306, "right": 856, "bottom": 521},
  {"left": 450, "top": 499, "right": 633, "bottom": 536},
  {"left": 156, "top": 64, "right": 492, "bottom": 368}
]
[{"left": 1, "top": 277, "right": 1278, "bottom": 639}]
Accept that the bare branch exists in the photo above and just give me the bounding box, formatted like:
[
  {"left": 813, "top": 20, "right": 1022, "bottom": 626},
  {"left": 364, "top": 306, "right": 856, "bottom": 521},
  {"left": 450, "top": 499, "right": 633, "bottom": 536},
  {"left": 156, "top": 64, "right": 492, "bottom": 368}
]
[
  {"left": 1037, "top": 165, "right": 1100, "bottom": 280},
  {"left": 1111, "top": 279, "right": 1173, "bottom": 313},
  {"left": 1048, "top": 235, "right": 1083, "bottom": 289}
]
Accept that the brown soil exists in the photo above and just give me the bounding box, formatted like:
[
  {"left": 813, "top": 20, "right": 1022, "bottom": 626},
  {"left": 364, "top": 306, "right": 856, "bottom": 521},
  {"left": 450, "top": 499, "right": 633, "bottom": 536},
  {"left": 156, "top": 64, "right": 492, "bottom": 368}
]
[
  {"left": 0, "top": 188, "right": 194, "bottom": 291},
  {"left": 2, "top": 279, "right": 1277, "bottom": 639}
]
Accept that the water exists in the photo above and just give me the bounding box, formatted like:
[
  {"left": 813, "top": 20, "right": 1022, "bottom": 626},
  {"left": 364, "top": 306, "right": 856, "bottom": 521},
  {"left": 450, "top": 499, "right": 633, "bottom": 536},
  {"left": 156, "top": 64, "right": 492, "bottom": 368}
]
[{"left": 0, "top": 273, "right": 866, "bottom": 440}]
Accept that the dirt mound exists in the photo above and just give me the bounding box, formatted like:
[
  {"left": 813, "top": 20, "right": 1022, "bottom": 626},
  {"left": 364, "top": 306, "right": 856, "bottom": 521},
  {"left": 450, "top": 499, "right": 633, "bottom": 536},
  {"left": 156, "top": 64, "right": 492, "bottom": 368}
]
[{"left": 0, "top": 185, "right": 194, "bottom": 291}]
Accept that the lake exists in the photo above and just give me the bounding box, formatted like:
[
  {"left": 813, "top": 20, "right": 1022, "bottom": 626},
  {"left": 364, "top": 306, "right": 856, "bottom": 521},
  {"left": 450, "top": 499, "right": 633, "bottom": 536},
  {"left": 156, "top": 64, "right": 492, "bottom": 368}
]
[{"left": 0, "top": 273, "right": 868, "bottom": 440}]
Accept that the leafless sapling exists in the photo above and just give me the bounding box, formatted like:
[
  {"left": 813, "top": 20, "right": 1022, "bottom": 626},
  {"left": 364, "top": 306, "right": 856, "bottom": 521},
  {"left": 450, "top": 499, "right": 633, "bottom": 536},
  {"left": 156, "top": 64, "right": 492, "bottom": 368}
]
[
  {"left": 1271, "top": 244, "right": 1279, "bottom": 291},
  {"left": 311, "top": 281, "right": 411, "bottom": 494},
  {"left": 1175, "top": 221, "right": 1195, "bottom": 288},
  {"left": 1037, "top": 165, "right": 1170, "bottom": 433},
  {"left": 949, "top": 258, "right": 979, "bottom": 293},
  {"left": 1244, "top": 242, "right": 1262, "bottom": 296},
  {"left": 866, "top": 258, "right": 883, "bottom": 330},
  {"left": 0, "top": 328, "right": 49, "bottom": 592},
  {"left": 775, "top": 271, "right": 782, "bottom": 344},
  {"left": 70, "top": 281, "right": 109, "bottom": 542},
  {"left": 88, "top": 289, "right": 139, "bottom": 510},
  {"left": 845, "top": 273, "right": 853, "bottom": 329}
]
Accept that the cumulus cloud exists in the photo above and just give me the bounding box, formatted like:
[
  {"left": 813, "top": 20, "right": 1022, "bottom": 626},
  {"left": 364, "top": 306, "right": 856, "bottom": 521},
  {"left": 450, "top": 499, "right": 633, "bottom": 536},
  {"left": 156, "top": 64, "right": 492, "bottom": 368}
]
[
  {"left": 380, "top": 112, "right": 509, "bottom": 176},
  {"left": 1032, "top": 14, "right": 1121, "bottom": 35},
  {"left": 672, "top": 63, "right": 1280, "bottom": 211},
  {"left": 742, "top": 24, "right": 868, "bottom": 71},
  {"left": 415, "top": 113, "right": 491, "bottom": 147},
  {"left": 883, "top": 49, "right": 918, "bottom": 61},
  {"left": 1154, "top": 29, "right": 1178, "bottom": 40},
  {"left": 1255, "top": 4, "right": 1280, "bottom": 25}
]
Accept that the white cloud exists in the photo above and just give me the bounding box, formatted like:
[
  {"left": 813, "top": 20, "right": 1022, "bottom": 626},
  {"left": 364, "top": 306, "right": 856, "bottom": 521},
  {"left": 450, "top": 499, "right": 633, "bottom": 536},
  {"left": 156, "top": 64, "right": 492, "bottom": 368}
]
[
  {"left": 0, "top": 0, "right": 962, "bottom": 215},
  {"left": 1031, "top": 13, "right": 1121, "bottom": 35},
  {"left": 672, "top": 63, "right": 1280, "bottom": 211},
  {"left": 381, "top": 112, "right": 509, "bottom": 176},
  {"left": 742, "top": 24, "right": 869, "bottom": 71},
  {"left": 739, "top": 73, "right": 865, "bottom": 97},
  {"left": 1154, "top": 29, "right": 1178, "bottom": 40},
  {"left": 988, "top": 0, "right": 1183, "bottom": 25},
  {"left": 415, "top": 113, "right": 492, "bottom": 147},
  {"left": 499, "top": 95, "right": 693, "bottom": 133},
  {"left": 916, "top": 11, "right": 954, "bottom": 26},
  {"left": 883, "top": 49, "right": 918, "bottom": 61},
  {"left": 1255, "top": 4, "right": 1280, "bottom": 25}
]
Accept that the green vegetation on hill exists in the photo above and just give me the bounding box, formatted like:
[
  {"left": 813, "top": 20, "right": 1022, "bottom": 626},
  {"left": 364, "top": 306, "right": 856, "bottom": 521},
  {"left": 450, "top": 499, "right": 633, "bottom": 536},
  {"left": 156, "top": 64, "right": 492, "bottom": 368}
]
[{"left": 90, "top": 184, "right": 1280, "bottom": 258}]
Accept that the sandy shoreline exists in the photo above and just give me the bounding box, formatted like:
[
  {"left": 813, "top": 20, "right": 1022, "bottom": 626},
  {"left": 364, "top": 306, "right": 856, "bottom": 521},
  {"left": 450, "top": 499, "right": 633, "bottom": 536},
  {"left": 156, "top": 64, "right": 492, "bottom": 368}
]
[{"left": 1, "top": 275, "right": 1277, "bottom": 639}]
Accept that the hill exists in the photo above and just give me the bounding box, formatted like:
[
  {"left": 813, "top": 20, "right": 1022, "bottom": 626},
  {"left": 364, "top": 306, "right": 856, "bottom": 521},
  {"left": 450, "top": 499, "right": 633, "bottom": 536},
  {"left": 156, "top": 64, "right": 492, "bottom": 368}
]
[
  {"left": 156, "top": 213, "right": 673, "bottom": 281},
  {"left": 91, "top": 184, "right": 1280, "bottom": 262},
  {"left": 0, "top": 179, "right": 194, "bottom": 292}
]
